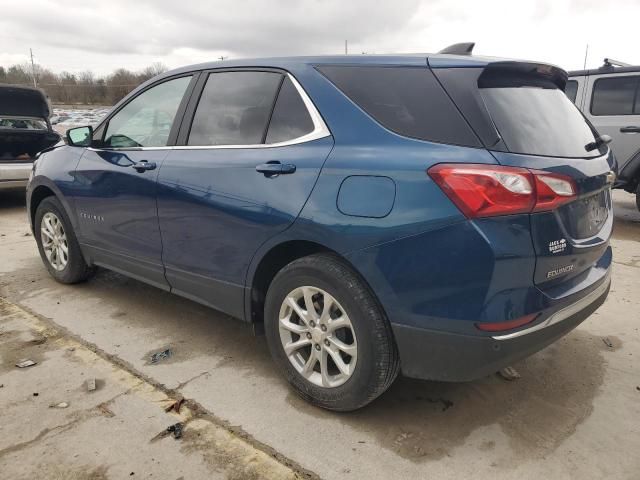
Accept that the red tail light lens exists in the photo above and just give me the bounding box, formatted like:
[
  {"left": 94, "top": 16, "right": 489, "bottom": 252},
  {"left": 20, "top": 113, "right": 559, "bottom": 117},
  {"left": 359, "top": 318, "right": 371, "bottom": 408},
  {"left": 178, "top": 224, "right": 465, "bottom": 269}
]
[
  {"left": 428, "top": 164, "right": 577, "bottom": 218},
  {"left": 475, "top": 313, "right": 539, "bottom": 332}
]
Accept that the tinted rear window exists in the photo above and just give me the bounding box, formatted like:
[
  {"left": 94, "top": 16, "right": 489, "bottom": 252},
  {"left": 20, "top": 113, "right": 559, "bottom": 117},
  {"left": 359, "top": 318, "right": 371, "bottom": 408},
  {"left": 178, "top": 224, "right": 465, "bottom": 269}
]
[
  {"left": 481, "top": 86, "right": 600, "bottom": 158},
  {"left": 317, "top": 65, "right": 480, "bottom": 147},
  {"left": 265, "top": 77, "right": 314, "bottom": 144},
  {"left": 188, "top": 71, "right": 282, "bottom": 146},
  {"left": 591, "top": 76, "right": 640, "bottom": 116},
  {"left": 564, "top": 80, "right": 578, "bottom": 103}
]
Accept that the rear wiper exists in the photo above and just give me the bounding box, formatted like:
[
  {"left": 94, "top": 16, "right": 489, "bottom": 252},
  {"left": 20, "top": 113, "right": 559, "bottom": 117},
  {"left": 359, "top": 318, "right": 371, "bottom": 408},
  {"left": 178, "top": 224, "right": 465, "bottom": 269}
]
[{"left": 585, "top": 134, "right": 612, "bottom": 152}]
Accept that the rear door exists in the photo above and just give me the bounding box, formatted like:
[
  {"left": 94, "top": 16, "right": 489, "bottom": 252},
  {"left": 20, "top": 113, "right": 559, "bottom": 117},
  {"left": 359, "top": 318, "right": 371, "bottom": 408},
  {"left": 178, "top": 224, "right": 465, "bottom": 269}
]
[
  {"left": 583, "top": 72, "right": 640, "bottom": 173},
  {"left": 433, "top": 62, "right": 615, "bottom": 291},
  {"left": 157, "top": 69, "right": 333, "bottom": 318}
]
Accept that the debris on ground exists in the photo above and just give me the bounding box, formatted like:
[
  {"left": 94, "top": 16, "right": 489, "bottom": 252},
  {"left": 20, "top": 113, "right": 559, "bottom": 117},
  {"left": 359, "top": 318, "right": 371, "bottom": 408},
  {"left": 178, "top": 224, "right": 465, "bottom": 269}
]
[
  {"left": 50, "top": 402, "right": 69, "bottom": 409},
  {"left": 16, "top": 359, "right": 37, "bottom": 368},
  {"left": 498, "top": 366, "right": 521, "bottom": 381},
  {"left": 602, "top": 337, "right": 614, "bottom": 348},
  {"left": 33, "top": 392, "right": 39, "bottom": 397},
  {"left": 86, "top": 378, "right": 97, "bottom": 392},
  {"left": 150, "top": 349, "right": 172, "bottom": 364},
  {"left": 167, "top": 423, "right": 184, "bottom": 439},
  {"left": 164, "top": 396, "right": 185, "bottom": 413},
  {"left": 97, "top": 403, "right": 115, "bottom": 418},
  {"left": 23, "top": 232, "right": 31, "bottom": 237}
]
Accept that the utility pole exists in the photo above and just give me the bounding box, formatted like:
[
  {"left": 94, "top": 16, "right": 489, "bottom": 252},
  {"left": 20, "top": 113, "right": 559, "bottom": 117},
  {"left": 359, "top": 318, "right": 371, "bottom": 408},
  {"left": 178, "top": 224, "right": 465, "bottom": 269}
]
[
  {"left": 583, "top": 44, "right": 589, "bottom": 70},
  {"left": 345, "top": 40, "right": 348, "bottom": 55},
  {"left": 29, "top": 48, "right": 37, "bottom": 88}
]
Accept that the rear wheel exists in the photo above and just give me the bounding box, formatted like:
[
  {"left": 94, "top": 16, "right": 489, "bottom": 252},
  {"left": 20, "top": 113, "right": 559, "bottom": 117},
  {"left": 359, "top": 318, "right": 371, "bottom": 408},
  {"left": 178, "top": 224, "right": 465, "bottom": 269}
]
[
  {"left": 34, "top": 196, "right": 94, "bottom": 284},
  {"left": 264, "top": 253, "right": 399, "bottom": 411}
]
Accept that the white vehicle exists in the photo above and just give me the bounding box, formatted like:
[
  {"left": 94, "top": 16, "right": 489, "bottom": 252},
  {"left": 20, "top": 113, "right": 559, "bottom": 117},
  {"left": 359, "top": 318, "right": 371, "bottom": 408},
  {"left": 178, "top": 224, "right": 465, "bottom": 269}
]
[{"left": 567, "top": 60, "right": 640, "bottom": 210}]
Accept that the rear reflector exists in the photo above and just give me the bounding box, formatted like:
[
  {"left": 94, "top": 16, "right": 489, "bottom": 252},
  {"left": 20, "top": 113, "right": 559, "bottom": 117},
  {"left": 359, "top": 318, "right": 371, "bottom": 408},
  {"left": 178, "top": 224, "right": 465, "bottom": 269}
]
[
  {"left": 475, "top": 313, "right": 539, "bottom": 332},
  {"left": 428, "top": 164, "right": 577, "bottom": 218}
]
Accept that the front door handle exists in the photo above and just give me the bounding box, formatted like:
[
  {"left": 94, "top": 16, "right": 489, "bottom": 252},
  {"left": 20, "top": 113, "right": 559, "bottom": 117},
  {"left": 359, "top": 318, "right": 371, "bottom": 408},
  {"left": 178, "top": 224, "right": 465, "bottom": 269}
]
[
  {"left": 256, "top": 161, "right": 296, "bottom": 177},
  {"left": 620, "top": 126, "right": 640, "bottom": 133},
  {"left": 131, "top": 160, "right": 157, "bottom": 172}
]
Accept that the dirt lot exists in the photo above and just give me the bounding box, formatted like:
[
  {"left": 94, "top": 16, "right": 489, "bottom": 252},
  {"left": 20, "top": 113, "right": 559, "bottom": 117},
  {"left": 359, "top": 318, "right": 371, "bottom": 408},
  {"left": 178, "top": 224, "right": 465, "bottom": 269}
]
[{"left": 1, "top": 189, "right": 639, "bottom": 479}]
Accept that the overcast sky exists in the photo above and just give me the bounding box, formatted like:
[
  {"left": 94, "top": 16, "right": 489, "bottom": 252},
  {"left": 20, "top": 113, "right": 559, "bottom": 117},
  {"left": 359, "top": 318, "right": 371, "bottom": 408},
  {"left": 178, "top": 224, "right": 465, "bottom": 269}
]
[{"left": 1, "top": 0, "right": 638, "bottom": 76}]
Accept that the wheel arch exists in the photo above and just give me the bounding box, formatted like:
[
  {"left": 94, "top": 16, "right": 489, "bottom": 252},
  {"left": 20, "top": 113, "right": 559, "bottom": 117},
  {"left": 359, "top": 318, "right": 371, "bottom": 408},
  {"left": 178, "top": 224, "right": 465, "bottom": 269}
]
[{"left": 246, "top": 239, "right": 384, "bottom": 329}]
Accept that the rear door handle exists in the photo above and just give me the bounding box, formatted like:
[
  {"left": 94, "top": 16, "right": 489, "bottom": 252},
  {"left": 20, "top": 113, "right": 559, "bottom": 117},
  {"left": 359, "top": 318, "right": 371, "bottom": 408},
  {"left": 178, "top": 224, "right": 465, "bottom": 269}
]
[
  {"left": 620, "top": 126, "right": 640, "bottom": 133},
  {"left": 131, "top": 160, "right": 157, "bottom": 172},
  {"left": 256, "top": 161, "right": 296, "bottom": 177}
]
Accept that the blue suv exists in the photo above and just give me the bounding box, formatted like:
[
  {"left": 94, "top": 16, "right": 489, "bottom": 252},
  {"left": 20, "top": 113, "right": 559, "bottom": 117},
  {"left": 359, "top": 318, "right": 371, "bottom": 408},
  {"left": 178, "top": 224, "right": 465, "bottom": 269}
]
[{"left": 27, "top": 47, "right": 614, "bottom": 411}]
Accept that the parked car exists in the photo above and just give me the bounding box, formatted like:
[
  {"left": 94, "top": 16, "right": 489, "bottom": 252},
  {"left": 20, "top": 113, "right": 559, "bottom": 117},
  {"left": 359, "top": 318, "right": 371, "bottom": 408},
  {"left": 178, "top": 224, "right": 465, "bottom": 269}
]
[
  {"left": 566, "top": 60, "right": 640, "bottom": 210},
  {"left": 27, "top": 45, "right": 614, "bottom": 411},
  {"left": 0, "top": 85, "right": 61, "bottom": 190}
]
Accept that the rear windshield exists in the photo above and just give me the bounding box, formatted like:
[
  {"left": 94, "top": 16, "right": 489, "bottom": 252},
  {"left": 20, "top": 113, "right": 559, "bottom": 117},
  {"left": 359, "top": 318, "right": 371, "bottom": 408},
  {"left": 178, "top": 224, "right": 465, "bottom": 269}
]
[{"left": 481, "top": 86, "right": 600, "bottom": 158}]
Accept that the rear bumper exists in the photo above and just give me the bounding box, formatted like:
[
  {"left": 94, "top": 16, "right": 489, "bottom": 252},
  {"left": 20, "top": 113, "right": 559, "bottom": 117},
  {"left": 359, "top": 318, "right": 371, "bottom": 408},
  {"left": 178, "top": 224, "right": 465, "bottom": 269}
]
[
  {"left": 0, "top": 163, "right": 32, "bottom": 190},
  {"left": 393, "top": 274, "right": 610, "bottom": 381}
]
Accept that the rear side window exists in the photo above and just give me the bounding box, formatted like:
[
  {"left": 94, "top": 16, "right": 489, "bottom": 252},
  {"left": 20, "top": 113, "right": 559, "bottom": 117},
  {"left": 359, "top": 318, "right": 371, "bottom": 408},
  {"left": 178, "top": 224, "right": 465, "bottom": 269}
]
[
  {"left": 188, "top": 71, "right": 282, "bottom": 146},
  {"left": 317, "top": 65, "right": 480, "bottom": 147},
  {"left": 564, "top": 80, "right": 578, "bottom": 103},
  {"left": 481, "top": 85, "right": 600, "bottom": 158},
  {"left": 265, "top": 77, "right": 314, "bottom": 144},
  {"left": 591, "top": 76, "right": 640, "bottom": 116}
]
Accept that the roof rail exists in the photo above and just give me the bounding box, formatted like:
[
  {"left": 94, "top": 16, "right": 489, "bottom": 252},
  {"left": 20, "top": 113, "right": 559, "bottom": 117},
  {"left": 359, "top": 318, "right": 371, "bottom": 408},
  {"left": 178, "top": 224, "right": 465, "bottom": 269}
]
[
  {"left": 603, "top": 58, "right": 631, "bottom": 68},
  {"left": 438, "top": 42, "right": 475, "bottom": 56}
]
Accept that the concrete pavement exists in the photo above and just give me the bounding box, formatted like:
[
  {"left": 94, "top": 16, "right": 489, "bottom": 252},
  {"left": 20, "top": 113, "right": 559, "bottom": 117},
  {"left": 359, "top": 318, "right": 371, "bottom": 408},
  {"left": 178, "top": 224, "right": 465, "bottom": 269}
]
[{"left": 1, "top": 189, "right": 639, "bottom": 479}]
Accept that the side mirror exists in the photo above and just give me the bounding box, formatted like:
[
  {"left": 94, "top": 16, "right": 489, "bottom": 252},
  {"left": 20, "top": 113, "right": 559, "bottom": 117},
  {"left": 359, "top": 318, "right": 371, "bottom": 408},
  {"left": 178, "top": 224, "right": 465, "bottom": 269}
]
[{"left": 66, "top": 126, "right": 93, "bottom": 147}]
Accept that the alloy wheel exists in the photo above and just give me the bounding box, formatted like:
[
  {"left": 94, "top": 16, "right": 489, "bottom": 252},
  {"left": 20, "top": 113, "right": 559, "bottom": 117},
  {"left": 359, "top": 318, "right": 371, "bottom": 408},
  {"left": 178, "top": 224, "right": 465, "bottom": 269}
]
[
  {"left": 278, "top": 286, "right": 357, "bottom": 388},
  {"left": 41, "top": 212, "right": 69, "bottom": 271}
]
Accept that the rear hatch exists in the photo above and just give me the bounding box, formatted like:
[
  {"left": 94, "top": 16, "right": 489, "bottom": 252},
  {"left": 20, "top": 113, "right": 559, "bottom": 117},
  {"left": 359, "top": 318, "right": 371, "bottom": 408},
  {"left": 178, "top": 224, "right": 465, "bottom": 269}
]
[
  {"left": 432, "top": 60, "right": 614, "bottom": 290},
  {"left": 0, "top": 85, "right": 60, "bottom": 162}
]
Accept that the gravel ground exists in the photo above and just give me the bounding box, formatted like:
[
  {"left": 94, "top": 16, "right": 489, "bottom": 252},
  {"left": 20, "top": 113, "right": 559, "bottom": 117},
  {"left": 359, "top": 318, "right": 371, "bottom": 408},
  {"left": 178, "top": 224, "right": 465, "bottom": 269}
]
[{"left": 0, "top": 189, "right": 639, "bottom": 479}]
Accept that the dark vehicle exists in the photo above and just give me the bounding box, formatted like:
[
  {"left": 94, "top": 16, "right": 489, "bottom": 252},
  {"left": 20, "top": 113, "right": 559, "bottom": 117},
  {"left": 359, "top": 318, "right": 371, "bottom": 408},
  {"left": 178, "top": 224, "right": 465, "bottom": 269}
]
[
  {"left": 27, "top": 44, "right": 613, "bottom": 411},
  {"left": 566, "top": 59, "right": 640, "bottom": 210},
  {"left": 0, "top": 85, "right": 61, "bottom": 190}
]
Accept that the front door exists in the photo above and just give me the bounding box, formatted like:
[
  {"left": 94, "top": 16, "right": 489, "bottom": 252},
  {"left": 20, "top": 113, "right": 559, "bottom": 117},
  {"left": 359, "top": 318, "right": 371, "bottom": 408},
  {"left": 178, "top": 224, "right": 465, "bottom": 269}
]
[
  {"left": 71, "top": 75, "right": 194, "bottom": 289},
  {"left": 157, "top": 70, "right": 333, "bottom": 318}
]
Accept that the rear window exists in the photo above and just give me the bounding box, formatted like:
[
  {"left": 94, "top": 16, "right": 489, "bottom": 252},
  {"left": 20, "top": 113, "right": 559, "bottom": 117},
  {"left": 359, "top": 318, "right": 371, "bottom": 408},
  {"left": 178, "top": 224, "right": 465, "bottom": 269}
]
[
  {"left": 564, "top": 80, "right": 578, "bottom": 103},
  {"left": 591, "top": 76, "right": 640, "bottom": 116},
  {"left": 316, "top": 65, "right": 480, "bottom": 147},
  {"left": 481, "top": 86, "right": 601, "bottom": 158}
]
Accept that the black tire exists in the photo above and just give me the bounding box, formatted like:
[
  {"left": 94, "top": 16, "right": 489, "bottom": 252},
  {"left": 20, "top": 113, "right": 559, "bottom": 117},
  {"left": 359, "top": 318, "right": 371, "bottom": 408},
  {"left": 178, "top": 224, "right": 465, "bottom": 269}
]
[
  {"left": 636, "top": 184, "right": 640, "bottom": 212},
  {"left": 34, "top": 196, "right": 94, "bottom": 284},
  {"left": 264, "top": 253, "right": 399, "bottom": 411}
]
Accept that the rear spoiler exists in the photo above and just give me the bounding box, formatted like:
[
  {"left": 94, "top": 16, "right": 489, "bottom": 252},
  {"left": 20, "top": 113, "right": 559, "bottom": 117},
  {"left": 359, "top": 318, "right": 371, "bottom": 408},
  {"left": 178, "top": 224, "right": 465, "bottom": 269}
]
[{"left": 478, "top": 61, "right": 568, "bottom": 90}]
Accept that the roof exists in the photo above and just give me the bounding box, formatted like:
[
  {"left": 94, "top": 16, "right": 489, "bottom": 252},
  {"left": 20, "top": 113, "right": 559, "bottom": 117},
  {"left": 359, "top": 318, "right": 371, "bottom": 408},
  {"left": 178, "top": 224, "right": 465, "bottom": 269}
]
[
  {"left": 568, "top": 65, "right": 640, "bottom": 76},
  {"left": 162, "top": 53, "right": 525, "bottom": 78}
]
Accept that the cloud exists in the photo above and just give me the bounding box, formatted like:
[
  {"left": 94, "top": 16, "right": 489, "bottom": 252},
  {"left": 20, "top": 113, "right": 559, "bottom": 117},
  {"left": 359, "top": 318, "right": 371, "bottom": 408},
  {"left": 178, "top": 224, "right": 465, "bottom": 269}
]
[{"left": 0, "top": 0, "right": 638, "bottom": 75}]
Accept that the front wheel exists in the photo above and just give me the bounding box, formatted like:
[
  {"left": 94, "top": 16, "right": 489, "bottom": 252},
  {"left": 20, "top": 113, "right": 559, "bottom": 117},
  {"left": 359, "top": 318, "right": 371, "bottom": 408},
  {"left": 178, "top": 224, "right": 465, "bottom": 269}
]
[
  {"left": 34, "top": 196, "right": 94, "bottom": 284},
  {"left": 264, "top": 253, "right": 399, "bottom": 411}
]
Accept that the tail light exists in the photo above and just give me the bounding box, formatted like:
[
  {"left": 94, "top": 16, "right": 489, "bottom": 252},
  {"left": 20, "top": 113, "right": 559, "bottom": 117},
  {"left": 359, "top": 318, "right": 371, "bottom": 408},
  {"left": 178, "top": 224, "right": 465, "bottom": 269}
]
[
  {"left": 476, "top": 313, "right": 539, "bottom": 332},
  {"left": 428, "top": 164, "right": 577, "bottom": 218}
]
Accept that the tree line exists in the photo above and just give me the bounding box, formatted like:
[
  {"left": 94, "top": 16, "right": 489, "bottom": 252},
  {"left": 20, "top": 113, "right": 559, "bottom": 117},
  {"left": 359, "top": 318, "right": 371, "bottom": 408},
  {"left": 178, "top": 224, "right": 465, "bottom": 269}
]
[{"left": 0, "top": 62, "right": 168, "bottom": 106}]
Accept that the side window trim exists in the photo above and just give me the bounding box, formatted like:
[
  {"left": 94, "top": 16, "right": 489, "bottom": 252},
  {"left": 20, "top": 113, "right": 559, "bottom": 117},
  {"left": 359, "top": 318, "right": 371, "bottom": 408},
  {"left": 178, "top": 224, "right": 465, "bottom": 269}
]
[
  {"left": 92, "top": 72, "right": 199, "bottom": 150},
  {"left": 589, "top": 74, "right": 640, "bottom": 117},
  {"left": 175, "top": 68, "right": 331, "bottom": 149}
]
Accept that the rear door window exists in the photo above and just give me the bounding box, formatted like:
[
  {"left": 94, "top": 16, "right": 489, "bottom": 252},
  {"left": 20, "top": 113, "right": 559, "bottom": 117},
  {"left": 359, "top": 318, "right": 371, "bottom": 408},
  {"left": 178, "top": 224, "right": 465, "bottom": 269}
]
[
  {"left": 265, "top": 77, "right": 314, "bottom": 144},
  {"left": 481, "top": 85, "right": 600, "bottom": 158},
  {"left": 590, "top": 76, "right": 640, "bottom": 116},
  {"left": 317, "top": 65, "right": 480, "bottom": 147},
  {"left": 564, "top": 80, "right": 578, "bottom": 103},
  {"left": 188, "top": 71, "right": 282, "bottom": 146}
]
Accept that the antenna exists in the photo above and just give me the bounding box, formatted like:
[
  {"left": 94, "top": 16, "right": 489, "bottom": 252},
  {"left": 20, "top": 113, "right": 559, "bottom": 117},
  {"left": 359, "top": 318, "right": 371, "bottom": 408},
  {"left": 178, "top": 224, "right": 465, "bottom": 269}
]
[
  {"left": 583, "top": 44, "right": 589, "bottom": 69},
  {"left": 438, "top": 42, "right": 475, "bottom": 56},
  {"left": 345, "top": 40, "right": 348, "bottom": 55},
  {"left": 29, "top": 48, "right": 37, "bottom": 88}
]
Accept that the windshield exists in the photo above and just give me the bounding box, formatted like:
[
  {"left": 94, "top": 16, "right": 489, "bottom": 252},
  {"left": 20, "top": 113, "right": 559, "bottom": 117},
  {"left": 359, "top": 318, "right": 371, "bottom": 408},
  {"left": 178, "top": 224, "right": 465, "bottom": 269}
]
[
  {"left": 0, "top": 117, "right": 48, "bottom": 130},
  {"left": 481, "top": 87, "right": 601, "bottom": 158}
]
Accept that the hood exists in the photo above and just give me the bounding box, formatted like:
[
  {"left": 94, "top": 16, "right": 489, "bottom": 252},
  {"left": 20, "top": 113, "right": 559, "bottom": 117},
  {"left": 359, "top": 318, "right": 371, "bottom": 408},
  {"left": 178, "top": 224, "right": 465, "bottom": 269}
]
[{"left": 0, "top": 85, "right": 52, "bottom": 119}]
